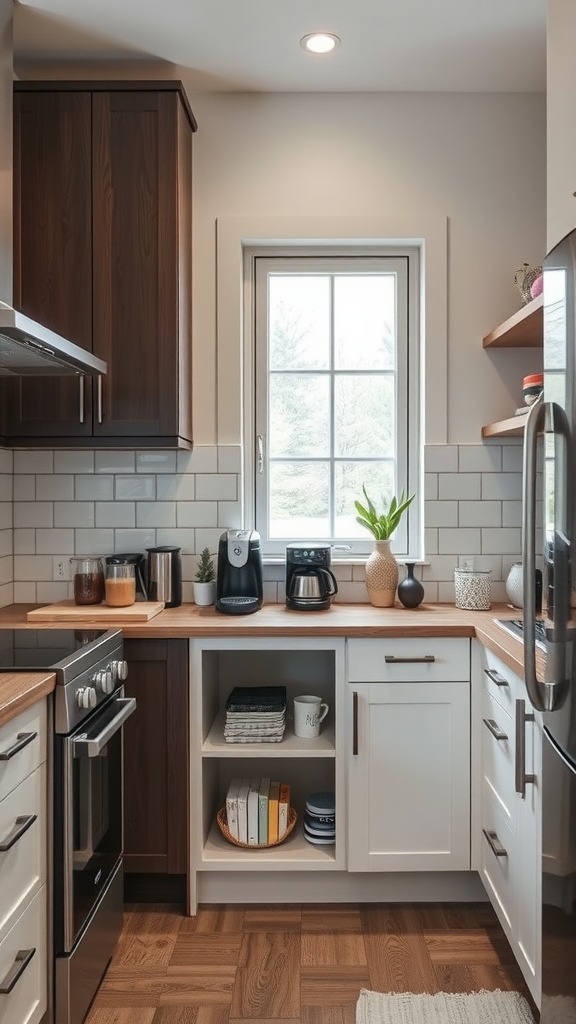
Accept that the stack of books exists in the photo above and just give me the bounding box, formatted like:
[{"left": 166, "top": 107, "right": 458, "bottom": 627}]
[
  {"left": 225, "top": 777, "right": 291, "bottom": 845},
  {"left": 224, "top": 686, "right": 287, "bottom": 743},
  {"left": 303, "top": 791, "right": 336, "bottom": 845}
]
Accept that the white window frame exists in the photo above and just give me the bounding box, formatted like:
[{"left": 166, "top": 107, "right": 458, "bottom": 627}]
[{"left": 245, "top": 244, "right": 422, "bottom": 559}]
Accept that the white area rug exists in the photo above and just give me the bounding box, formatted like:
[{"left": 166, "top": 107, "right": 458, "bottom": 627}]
[{"left": 356, "top": 989, "right": 535, "bottom": 1024}]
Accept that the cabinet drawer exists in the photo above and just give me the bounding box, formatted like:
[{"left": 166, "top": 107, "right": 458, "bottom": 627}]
[
  {"left": 0, "top": 765, "right": 46, "bottom": 945},
  {"left": 482, "top": 649, "right": 521, "bottom": 715},
  {"left": 481, "top": 689, "right": 516, "bottom": 831},
  {"left": 347, "top": 638, "right": 470, "bottom": 682},
  {"left": 480, "top": 797, "right": 515, "bottom": 945},
  {"left": 0, "top": 887, "right": 47, "bottom": 1024},
  {"left": 0, "top": 703, "right": 46, "bottom": 803}
]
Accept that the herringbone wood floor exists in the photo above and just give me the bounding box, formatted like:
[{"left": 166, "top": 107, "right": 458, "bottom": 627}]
[{"left": 85, "top": 902, "right": 533, "bottom": 1024}]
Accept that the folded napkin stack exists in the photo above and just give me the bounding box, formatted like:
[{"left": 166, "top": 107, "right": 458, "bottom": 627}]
[{"left": 224, "top": 686, "right": 287, "bottom": 743}]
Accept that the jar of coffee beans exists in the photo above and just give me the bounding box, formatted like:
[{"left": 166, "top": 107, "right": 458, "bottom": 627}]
[{"left": 70, "top": 556, "right": 105, "bottom": 605}]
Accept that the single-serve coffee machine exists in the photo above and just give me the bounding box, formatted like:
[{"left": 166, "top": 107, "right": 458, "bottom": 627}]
[
  {"left": 285, "top": 543, "right": 338, "bottom": 611},
  {"left": 216, "top": 530, "right": 263, "bottom": 614}
]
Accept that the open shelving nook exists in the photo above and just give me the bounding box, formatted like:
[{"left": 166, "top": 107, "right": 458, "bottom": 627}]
[
  {"left": 189, "top": 636, "right": 346, "bottom": 908},
  {"left": 482, "top": 294, "right": 542, "bottom": 437}
]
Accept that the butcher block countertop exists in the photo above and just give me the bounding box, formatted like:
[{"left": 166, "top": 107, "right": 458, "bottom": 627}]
[
  {"left": 0, "top": 601, "right": 526, "bottom": 676},
  {"left": 0, "top": 670, "right": 55, "bottom": 727}
]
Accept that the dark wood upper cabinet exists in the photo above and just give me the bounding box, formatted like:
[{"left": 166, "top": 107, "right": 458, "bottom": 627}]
[{"left": 7, "top": 81, "right": 196, "bottom": 448}]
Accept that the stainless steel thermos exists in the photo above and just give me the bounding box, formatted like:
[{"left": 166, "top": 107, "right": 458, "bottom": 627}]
[{"left": 146, "top": 546, "right": 182, "bottom": 607}]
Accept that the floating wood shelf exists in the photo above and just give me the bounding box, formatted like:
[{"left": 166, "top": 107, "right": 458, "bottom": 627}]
[
  {"left": 481, "top": 413, "right": 529, "bottom": 438},
  {"left": 482, "top": 294, "right": 543, "bottom": 348}
]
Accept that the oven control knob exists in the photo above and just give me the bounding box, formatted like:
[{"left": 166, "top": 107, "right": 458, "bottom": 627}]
[
  {"left": 76, "top": 686, "right": 97, "bottom": 709},
  {"left": 111, "top": 659, "right": 129, "bottom": 681},
  {"left": 95, "top": 668, "right": 114, "bottom": 694}
]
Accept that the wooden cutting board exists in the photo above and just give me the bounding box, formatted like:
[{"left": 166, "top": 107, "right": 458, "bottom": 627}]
[{"left": 27, "top": 600, "right": 165, "bottom": 623}]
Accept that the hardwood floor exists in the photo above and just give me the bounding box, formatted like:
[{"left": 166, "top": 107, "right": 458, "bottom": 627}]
[{"left": 85, "top": 902, "right": 532, "bottom": 1024}]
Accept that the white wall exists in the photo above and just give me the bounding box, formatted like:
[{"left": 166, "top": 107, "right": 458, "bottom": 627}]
[{"left": 185, "top": 89, "right": 545, "bottom": 445}]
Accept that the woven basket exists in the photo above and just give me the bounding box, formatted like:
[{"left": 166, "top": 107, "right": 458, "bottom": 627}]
[{"left": 216, "top": 805, "right": 298, "bottom": 849}]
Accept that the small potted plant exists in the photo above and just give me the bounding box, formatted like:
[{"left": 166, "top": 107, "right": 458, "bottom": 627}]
[
  {"left": 193, "top": 548, "right": 217, "bottom": 606},
  {"left": 355, "top": 485, "right": 414, "bottom": 607}
]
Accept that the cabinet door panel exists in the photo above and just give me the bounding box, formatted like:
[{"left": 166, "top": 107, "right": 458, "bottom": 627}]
[
  {"left": 348, "top": 681, "right": 470, "bottom": 871},
  {"left": 92, "top": 92, "right": 183, "bottom": 439},
  {"left": 7, "top": 91, "right": 93, "bottom": 438}
]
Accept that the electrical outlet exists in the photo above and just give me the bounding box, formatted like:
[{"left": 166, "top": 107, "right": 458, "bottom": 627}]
[
  {"left": 53, "top": 557, "right": 70, "bottom": 582},
  {"left": 460, "top": 558, "right": 474, "bottom": 572}
]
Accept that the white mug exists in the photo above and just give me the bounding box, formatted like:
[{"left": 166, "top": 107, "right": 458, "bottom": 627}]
[{"left": 294, "top": 695, "right": 329, "bottom": 738}]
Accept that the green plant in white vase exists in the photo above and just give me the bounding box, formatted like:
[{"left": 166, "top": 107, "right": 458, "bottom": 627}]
[
  {"left": 355, "top": 486, "right": 414, "bottom": 607},
  {"left": 193, "top": 547, "right": 216, "bottom": 606}
]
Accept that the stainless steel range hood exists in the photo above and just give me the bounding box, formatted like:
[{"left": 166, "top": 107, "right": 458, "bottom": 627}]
[{"left": 0, "top": 302, "right": 107, "bottom": 377}]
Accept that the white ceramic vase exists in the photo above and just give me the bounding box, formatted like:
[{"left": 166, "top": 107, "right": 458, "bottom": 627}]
[
  {"left": 505, "top": 562, "right": 523, "bottom": 608},
  {"left": 193, "top": 581, "right": 217, "bottom": 606},
  {"left": 365, "top": 539, "right": 398, "bottom": 607}
]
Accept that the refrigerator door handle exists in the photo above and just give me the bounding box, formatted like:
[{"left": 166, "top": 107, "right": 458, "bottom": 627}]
[{"left": 523, "top": 397, "right": 548, "bottom": 712}]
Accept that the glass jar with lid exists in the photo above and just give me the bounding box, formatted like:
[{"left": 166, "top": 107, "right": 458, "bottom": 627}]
[{"left": 70, "top": 556, "right": 105, "bottom": 605}]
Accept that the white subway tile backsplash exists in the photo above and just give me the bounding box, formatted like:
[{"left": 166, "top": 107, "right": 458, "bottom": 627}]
[
  {"left": 438, "top": 473, "right": 481, "bottom": 500},
  {"left": 0, "top": 450, "right": 12, "bottom": 473},
  {"left": 14, "top": 582, "right": 35, "bottom": 603},
  {"left": 36, "top": 475, "right": 75, "bottom": 501},
  {"left": 76, "top": 475, "right": 114, "bottom": 500},
  {"left": 116, "top": 476, "right": 156, "bottom": 500},
  {"left": 37, "top": 581, "right": 70, "bottom": 603},
  {"left": 0, "top": 475, "right": 13, "bottom": 501},
  {"left": 2, "top": 440, "right": 524, "bottom": 607},
  {"left": 55, "top": 502, "right": 95, "bottom": 528},
  {"left": 54, "top": 451, "right": 95, "bottom": 473},
  {"left": 0, "top": 556, "right": 13, "bottom": 585}
]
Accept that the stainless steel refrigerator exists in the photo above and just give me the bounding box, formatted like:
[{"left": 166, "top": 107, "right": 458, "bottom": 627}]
[{"left": 523, "top": 227, "right": 576, "bottom": 1023}]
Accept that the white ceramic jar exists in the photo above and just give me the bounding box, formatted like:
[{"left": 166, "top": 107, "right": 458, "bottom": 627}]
[{"left": 505, "top": 562, "right": 523, "bottom": 608}]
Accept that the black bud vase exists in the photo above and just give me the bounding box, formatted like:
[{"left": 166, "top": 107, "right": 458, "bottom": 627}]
[{"left": 398, "top": 562, "right": 424, "bottom": 609}]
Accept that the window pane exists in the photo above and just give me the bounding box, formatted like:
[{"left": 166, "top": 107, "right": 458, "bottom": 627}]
[
  {"left": 270, "top": 462, "right": 329, "bottom": 538},
  {"left": 334, "top": 375, "right": 395, "bottom": 457},
  {"left": 334, "top": 461, "right": 396, "bottom": 539},
  {"left": 270, "top": 374, "right": 330, "bottom": 457},
  {"left": 269, "top": 276, "right": 330, "bottom": 369},
  {"left": 335, "top": 275, "right": 396, "bottom": 370}
]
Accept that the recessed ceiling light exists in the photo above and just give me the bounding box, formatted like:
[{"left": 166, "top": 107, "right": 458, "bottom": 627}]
[{"left": 300, "top": 33, "right": 341, "bottom": 55}]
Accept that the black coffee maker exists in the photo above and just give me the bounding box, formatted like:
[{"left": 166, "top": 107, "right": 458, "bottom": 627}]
[
  {"left": 216, "top": 530, "right": 263, "bottom": 615},
  {"left": 285, "top": 543, "right": 338, "bottom": 611}
]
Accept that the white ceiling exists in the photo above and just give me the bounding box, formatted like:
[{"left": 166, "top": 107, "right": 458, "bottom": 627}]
[{"left": 13, "top": 0, "right": 546, "bottom": 94}]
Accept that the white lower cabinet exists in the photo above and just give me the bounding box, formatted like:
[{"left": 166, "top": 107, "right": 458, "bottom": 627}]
[
  {"left": 0, "top": 700, "right": 48, "bottom": 1024},
  {"left": 476, "top": 643, "right": 541, "bottom": 1006},
  {"left": 347, "top": 638, "right": 471, "bottom": 872}
]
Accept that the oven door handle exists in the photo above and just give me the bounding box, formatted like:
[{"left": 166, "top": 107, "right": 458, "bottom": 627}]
[{"left": 73, "top": 697, "right": 136, "bottom": 757}]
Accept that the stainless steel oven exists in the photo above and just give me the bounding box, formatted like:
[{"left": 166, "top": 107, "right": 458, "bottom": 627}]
[{"left": 0, "top": 628, "right": 136, "bottom": 1024}]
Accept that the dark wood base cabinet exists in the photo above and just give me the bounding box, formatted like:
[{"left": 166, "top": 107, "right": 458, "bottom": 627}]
[
  {"left": 123, "top": 639, "right": 189, "bottom": 877},
  {"left": 7, "top": 81, "right": 196, "bottom": 449}
]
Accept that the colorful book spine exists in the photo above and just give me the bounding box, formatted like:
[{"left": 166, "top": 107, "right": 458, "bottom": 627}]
[
  {"left": 278, "top": 782, "right": 290, "bottom": 838},
  {"left": 247, "top": 777, "right": 261, "bottom": 845},
  {"left": 258, "top": 777, "right": 271, "bottom": 844},
  {"left": 268, "top": 780, "right": 280, "bottom": 844},
  {"left": 225, "top": 777, "right": 242, "bottom": 840}
]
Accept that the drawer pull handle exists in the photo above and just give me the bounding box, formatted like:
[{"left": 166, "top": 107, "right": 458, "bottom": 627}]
[
  {"left": 384, "top": 655, "right": 436, "bottom": 664},
  {"left": 483, "top": 828, "right": 507, "bottom": 858},
  {"left": 484, "top": 668, "right": 509, "bottom": 687},
  {"left": 515, "top": 698, "right": 536, "bottom": 797},
  {"left": 483, "top": 718, "right": 508, "bottom": 742},
  {"left": 0, "top": 731, "right": 37, "bottom": 761},
  {"left": 0, "top": 948, "right": 35, "bottom": 994},
  {"left": 0, "top": 814, "right": 37, "bottom": 852}
]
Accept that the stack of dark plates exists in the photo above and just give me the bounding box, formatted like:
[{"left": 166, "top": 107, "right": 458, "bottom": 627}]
[
  {"left": 303, "top": 791, "right": 335, "bottom": 845},
  {"left": 224, "top": 686, "right": 287, "bottom": 743}
]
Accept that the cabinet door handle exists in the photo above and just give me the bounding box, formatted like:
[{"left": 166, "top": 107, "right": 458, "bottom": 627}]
[
  {"left": 482, "top": 828, "right": 507, "bottom": 858},
  {"left": 0, "top": 731, "right": 37, "bottom": 761},
  {"left": 384, "top": 655, "right": 435, "bottom": 664},
  {"left": 97, "top": 374, "right": 104, "bottom": 423},
  {"left": 483, "top": 718, "right": 508, "bottom": 741},
  {"left": 78, "top": 376, "right": 85, "bottom": 424},
  {"left": 0, "top": 813, "right": 37, "bottom": 852},
  {"left": 0, "top": 948, "right": 35, "bottom": 994},
  {"left": 352, "top": 691, "right": 358, "bottom": 756},
  {"left": 515, "top": 698, "right": 536, "bottom": 797},
  {"left": 483, "top": 668, "right": 509, "bottom": 687}
]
